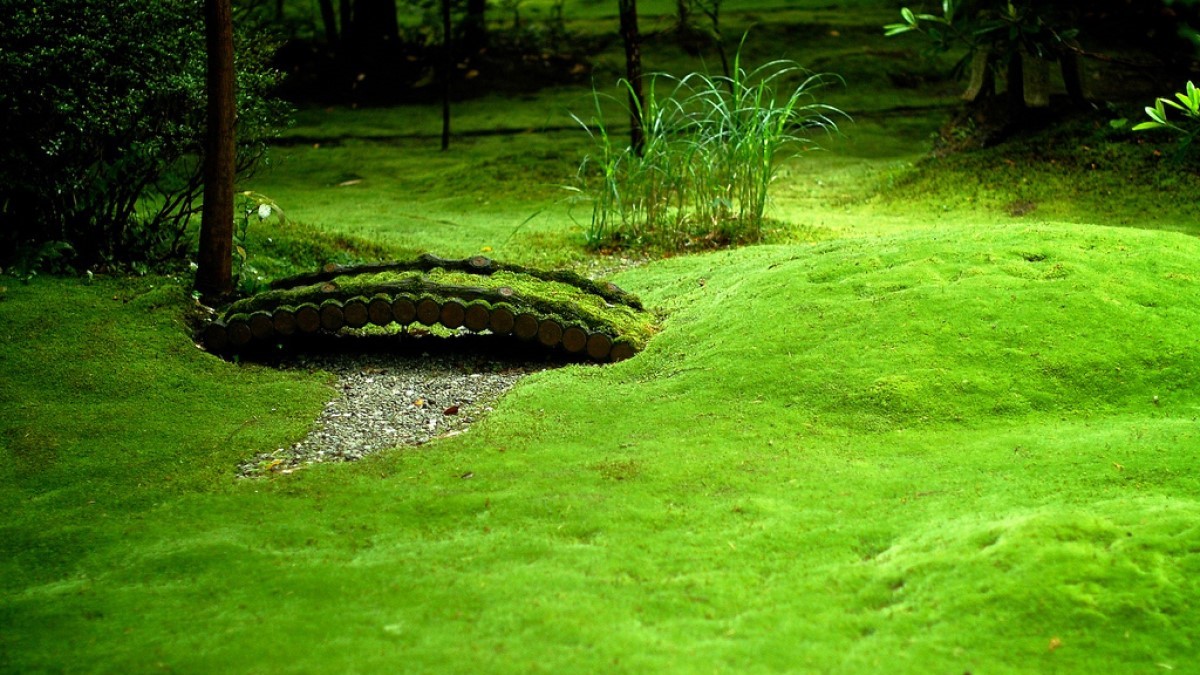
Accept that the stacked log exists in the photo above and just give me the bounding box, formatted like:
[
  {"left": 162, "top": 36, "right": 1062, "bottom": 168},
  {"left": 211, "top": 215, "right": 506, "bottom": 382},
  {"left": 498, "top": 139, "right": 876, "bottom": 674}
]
[
  {"left": 440, "top": 300, "right": 465, "bottom": 329},
  {"left": 416, "top": 298, "right": 441, "bottom": 325},
  {"left": 343, "top": 297, "right": 369, "bottom": 328},
  {"left": 206, "top": 266, "right": 649, "bottom": 364},
  {"left": 464, "top": 303, "right": 490, "bottom": 332},
  {"left": 319, "top": 300, "right": 345, "bottom": 331},
  {"left": 562, "top": 326, "right": 588, "bottom": 354},
  {"left": 295, "top": 304, "right": 321, "bottom": 333},
  {"left": 513, "top": 313, "right": 539, "bottom": 341},
  {"left": 537, "top": 319, "right": 563, "bottom": 348},
  {"left": 272, "top": 307, "right": 297, "bottom": 335},
  {"left": 368, "top": 295, "right": 393, "bottom": 326}
]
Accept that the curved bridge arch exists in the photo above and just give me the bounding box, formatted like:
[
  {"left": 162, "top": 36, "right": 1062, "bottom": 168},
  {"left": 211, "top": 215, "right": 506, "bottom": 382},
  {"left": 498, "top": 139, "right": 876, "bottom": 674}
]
[{"left": 203, "top": 254, "right": 654, "bottom": 363}]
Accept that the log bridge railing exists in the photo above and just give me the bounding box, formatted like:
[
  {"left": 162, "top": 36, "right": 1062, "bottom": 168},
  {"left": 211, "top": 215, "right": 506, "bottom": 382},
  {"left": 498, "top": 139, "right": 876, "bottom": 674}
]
[{"left": 202, "top": 254, "right": 653, "bottom": 363}]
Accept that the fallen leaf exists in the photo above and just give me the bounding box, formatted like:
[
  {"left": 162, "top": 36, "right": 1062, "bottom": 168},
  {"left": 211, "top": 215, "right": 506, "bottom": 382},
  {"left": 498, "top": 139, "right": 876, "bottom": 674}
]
[
  {"left": 460, "top": 472, "right": 474, "bottom": 479},
  {"left": 443, "top": 405, "right": 460, "bottom": 415},
  {"left": 1048, "top": 637, "right": 1062, "bottom": 652},
  {"left": 414, "top": 398, "right": 425, "bottom": 407}
]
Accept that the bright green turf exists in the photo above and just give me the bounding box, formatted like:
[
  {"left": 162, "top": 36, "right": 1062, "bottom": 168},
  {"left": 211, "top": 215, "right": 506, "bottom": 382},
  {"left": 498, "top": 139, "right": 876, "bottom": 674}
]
[
  {"left": 5, "top": 1, "right": 1200, "bottom": 671},
  {"left": 3, "top": 223, "right": 1199, "bottom": 672}
]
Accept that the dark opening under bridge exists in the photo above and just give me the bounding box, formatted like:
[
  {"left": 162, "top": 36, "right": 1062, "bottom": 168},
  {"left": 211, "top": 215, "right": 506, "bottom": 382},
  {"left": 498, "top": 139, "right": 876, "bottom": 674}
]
[{"left": 202, "top": 254, "right": 655, "bottom": 362}]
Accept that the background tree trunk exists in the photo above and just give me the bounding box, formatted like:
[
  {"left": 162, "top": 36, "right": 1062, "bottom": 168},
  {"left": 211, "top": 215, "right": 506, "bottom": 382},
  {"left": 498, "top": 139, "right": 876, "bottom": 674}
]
[
  {"left": 462, "top": 0, "right": 488, "bottom": 54},
  {"left": 441, "top": 0, "right": 453, "bottom": 151},
  {"left": 195, "top": 0, "right": 237, "bottom": 302},
  {"left": 317, "top": 0, "right": 339, "bottom": 48},
  {"left": 347, "top": 0, "right": 400, "bottom": 99},
  {"left": 618, "top": 0, "right": 646, "bottom": 156},
  {"left": 349, "top": 0, "right": 399, "bottom": 57}
]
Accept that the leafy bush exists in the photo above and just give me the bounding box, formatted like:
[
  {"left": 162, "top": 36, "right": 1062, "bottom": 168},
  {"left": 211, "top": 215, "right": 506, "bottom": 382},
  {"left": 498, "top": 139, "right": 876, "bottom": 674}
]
[
  {"left": 569, "top": 51, "right": 843, "bottom": 251},
  {"left": 0, "top": 0, "right": 288, "bottom": 269}
]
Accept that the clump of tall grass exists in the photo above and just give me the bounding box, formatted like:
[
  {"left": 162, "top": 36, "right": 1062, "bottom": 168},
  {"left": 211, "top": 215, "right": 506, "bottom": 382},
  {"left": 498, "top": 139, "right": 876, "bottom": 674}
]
[{"left": 569, "top": 49, "right": 845, "bottom": 251}]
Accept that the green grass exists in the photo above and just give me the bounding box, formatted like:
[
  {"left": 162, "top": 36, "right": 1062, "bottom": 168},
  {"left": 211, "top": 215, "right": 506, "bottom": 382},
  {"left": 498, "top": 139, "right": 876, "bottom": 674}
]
[
  {"left": 6, "top": 1, "right": 1200, "bottom": 670},
  {"left": 4, "top": 223, "right": 1199, "bottom": 671}
]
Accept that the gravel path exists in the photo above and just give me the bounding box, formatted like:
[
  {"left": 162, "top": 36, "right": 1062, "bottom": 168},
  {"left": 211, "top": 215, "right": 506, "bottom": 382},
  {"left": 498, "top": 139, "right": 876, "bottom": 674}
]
[{"left": 238, "top": 335, "right": 559, "bottom": 477}]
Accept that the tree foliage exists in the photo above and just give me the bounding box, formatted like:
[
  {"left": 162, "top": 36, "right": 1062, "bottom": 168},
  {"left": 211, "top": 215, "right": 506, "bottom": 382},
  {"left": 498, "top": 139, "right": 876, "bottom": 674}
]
[{"left": 0, "top": 0, "right": 287, "bottom": 269}]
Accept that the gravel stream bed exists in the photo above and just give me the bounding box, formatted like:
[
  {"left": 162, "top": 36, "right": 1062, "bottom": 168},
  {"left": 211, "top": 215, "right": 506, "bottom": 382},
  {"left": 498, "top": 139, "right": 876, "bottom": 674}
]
[{"left": 238, "top": 337, "right": 559, "bottom": 477}]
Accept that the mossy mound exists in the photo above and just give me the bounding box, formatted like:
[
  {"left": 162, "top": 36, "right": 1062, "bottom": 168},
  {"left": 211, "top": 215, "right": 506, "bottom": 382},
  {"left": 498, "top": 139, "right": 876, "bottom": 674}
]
[{"left": 203, "top": 254, "right": 655, "bottom": 362}]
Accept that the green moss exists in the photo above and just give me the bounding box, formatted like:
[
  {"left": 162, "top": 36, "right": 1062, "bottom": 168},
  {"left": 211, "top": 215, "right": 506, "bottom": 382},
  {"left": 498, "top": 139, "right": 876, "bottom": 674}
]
[{"left": 219, "top": 264, "right": 656, "bottom": 348}]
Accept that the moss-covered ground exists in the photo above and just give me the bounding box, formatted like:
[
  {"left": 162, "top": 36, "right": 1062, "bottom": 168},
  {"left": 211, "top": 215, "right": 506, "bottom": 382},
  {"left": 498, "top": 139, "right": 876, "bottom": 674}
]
[{"left": 4, "top": 0, "right": 1200, "bottom": 671}]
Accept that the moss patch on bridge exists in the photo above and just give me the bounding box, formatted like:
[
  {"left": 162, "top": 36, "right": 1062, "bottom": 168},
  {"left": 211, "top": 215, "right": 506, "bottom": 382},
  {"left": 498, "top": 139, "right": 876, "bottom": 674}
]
[{"left": 203, "top": 254, "right": 656, "bottom": 362}]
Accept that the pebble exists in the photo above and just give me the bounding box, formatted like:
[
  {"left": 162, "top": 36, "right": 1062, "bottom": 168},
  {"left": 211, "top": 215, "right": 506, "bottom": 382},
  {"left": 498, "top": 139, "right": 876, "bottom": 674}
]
[{"left": 236, "top": 335, "right": 560, "bottom": 477}]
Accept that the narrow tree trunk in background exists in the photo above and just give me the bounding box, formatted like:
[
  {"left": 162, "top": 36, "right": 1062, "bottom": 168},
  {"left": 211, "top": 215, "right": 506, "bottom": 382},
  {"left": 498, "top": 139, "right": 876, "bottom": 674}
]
[
  {"left": 1060, "top": 49, "right": 1086, "bottom": 106},
  {"left": 349, "top": 0, "right": 400, "bottom": 69},
  {"left": 339, "top": 0, "right": 352, "bottom": 44},
  {"left": 441, "top": 0, "right": 453, "bottom": 151},
  {"left": 618, "top": 0, "right": 645, "bottom": 156},
  {"left": 196, "top": 0, "right": 236, "bottom": 302},
  {"left": 462, "top": 0, "right": 488, "bottom": 54},
  {"left": 276, "top": 0, "right": 284, "bottom": 20},
  {"left": 318, "top": 0, "right": 339, "bottom": 48},
  {"left": 1006, "top": 49, "right": 1025, "bottom": 115}
]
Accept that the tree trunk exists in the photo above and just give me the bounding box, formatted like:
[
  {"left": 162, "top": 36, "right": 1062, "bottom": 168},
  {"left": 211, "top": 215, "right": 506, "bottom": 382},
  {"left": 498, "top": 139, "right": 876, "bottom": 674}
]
[
  {"left": 618, "top": 0, "right": 646, "bottom": 156},
  {"left": 348, "top": 0, "right": 400, "bottom": 93},
  {"left": 962, "top": 48, "right": 995, "bottom": 102},
  {"left": 676, "top": 0, "right": 689, "bottom": 31},
  {"left": 317, "top": 0, "right": 339, "bottom": 48},
  {"left": 1006, "top": 48, "right": 1025, "bottom": 115},
  {"left": 196, "top": 0, "right": 236, "bottom": 303},
  {"left": 350, "top": 0, "right": 399, "bottom": 53},
  {"left": 1060, "top": 49, "right": 1086, "bottom": 106},
  {"left": 339, "top": 0, "right": 353, "bottom": 45},
  {"left": 462, "top": 0, "right": 488, "bottom": 54},
  {"left": 441, "top": 0, "right": 453, "bottom": 151},
  {"left": 1022, "top": 50, "right": 1050, "bottom": 108}
]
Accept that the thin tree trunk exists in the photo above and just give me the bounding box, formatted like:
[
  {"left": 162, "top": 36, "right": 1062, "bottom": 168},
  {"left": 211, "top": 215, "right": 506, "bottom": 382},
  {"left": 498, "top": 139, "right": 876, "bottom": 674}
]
[
  {"left": 318, "top": 0, "right": 339, "bottom": 48},
  {"left": 618, "top": 0, "right": 646, "bottom": 156},
  {"left": 462, "top": 0, "right": 488, "bottom": 54},
  {"left": 339, "top": 0, "right": 352, "bottom": 43},
  {"left": 196, "top": 0, "right": 236, "bottom": 302},
  {"left": 441, "top": 0, "right": 452, "bottom": 151},
  {"left": 1006, "top": 48, "right": 1025, "bottom": 115}
]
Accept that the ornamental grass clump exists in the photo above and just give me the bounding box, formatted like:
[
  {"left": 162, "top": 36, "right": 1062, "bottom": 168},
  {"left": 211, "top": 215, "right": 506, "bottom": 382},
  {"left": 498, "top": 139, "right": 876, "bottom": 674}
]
[{"left": 570, "top": 49, "right": 844, "bottom": 251}]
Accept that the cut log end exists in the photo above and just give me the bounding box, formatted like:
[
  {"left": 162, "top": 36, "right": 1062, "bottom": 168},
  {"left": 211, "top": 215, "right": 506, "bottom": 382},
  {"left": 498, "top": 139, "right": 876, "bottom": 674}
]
[
  {"left": 416, "top": 298, "right": 441, "bottom": 326},
  {"left": 513, "top": 313, "right": 540, "bottom": 341},
  {"left": 585, "top": 332, "right": 613, "bottom": 361},
  {"left": 610, "top": 342, "right": 636, "bottom": 362},
  {"left": 272, "top": 308, "right": 297, "bottom": 336},
  {"left": 295, "top": 305, "right": 321, "bottom": 333},
  {"left": 537, "top": 319, "right": 564, "bottom": 347},
  {"left": 393, "top": 297, "right": 417, "bottom": 324},
  {"left": 441, "top": 300, "right": 466, "bottom": 329},
  {"left": 204, "top": 322, "right": 229, "bottom": 352},
  {"left": 562, "top": 326, "right": 588, "bottom": 353},
  {"left": 320, "top": 303, "right": 345, "bottom": 331},
  {"left": 343, "top": 299, "right": 369, "bottom": 328},
  {"left": 489, "top": 306, "right": 515, "bottom": 334},
  {"left": 227, "top": 319, "right": 253, "bottom": 347},
  {"left": 249, "top": 312, "right": 274, "bottom": 341},
  {"left": 464, "top": 304, "right": 490, "bottom": 332},
  {"left": 368, "top": 298, "right": 393, "bottom": 326}
]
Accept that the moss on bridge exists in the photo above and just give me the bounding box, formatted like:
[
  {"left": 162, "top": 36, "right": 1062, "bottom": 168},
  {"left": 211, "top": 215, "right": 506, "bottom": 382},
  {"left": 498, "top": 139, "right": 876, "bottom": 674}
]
[{"left": 203, "top": 254, "right": 655, "bottom": 362}]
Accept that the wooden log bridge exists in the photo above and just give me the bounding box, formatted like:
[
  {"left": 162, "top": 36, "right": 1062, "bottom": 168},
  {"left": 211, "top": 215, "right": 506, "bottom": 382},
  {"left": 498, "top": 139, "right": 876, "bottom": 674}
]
[{"left": 202, "top": 254, "right": 654, "bottom": 363}]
